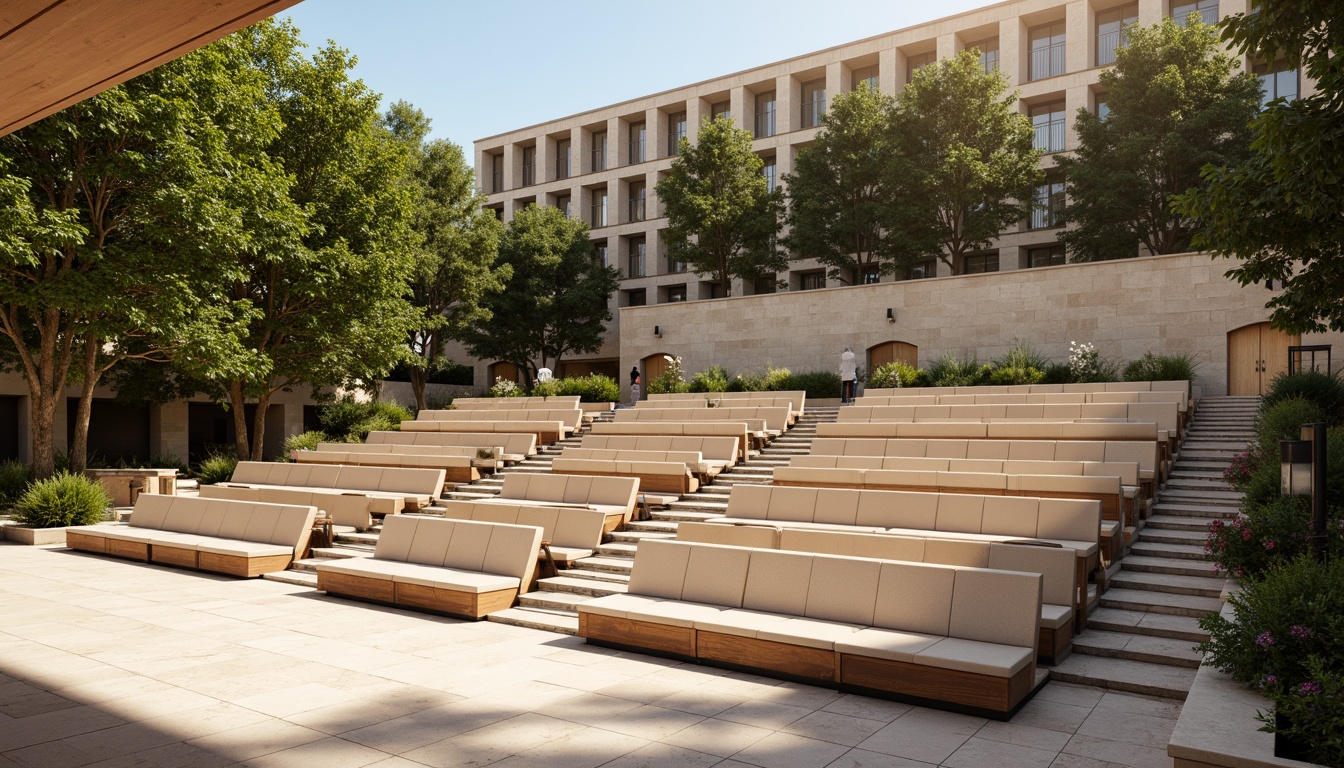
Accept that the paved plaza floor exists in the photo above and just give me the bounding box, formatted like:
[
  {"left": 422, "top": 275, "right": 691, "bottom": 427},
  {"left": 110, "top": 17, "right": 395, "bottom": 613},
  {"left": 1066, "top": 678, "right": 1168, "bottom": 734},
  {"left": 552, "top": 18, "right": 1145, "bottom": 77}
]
[{"left": 0, "top": 544, "right": 1180, "bottom": 768}]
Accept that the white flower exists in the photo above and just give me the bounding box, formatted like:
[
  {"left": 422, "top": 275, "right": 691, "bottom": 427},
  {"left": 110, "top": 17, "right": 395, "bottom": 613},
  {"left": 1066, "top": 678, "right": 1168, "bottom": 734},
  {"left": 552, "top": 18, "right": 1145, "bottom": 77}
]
[{"left": 663, "top": 355, "right": 674, "bottom": 362}]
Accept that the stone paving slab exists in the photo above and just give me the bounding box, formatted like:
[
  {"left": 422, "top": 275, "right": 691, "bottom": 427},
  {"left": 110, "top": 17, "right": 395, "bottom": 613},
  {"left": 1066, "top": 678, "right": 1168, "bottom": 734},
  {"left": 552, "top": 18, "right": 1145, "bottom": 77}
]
[{"left": 0, "top": 544, "right": 1180, "bottom": 768}]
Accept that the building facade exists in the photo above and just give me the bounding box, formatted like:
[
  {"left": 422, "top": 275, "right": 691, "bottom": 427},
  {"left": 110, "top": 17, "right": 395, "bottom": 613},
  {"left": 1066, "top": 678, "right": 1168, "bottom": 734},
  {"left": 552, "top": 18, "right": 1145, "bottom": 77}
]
[{"left": 465, "top": 0, "right": 1309, "bottom": 388}]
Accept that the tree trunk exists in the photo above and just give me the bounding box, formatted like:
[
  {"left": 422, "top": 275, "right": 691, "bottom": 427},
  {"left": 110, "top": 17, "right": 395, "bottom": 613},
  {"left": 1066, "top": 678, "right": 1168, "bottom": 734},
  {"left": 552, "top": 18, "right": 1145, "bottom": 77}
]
[
  {"left": 29, "top": 389, "right": 57, "bottom": 479},
  {"left": 228, "top": 381, "right": 251, "bottom": 461},
  {"left": 409, "top": 368, "right": 428, "bottom": 411},
  {"left": 249, "top": 392, "right": 270, "bottom": 461},
  {"left": 69, "top": 335, "right": 101, "bottom": 473}
]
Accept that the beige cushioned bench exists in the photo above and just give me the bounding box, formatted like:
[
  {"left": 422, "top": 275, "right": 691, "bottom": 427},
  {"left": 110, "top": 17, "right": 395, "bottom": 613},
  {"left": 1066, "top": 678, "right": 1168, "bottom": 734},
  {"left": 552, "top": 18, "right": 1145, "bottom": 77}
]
[
  {"left": 436, "top": 501, "right": 607, "bottom": 565},
  {"left": 590, "top": 422, "right": 753, "bottom": 460},
  {"left": 677, "top": 521, "right": 1082, "bottom": 661},
  {"left": 198, "top": 484, "right": 382, "bottom": 532},
  {"left": 451, "top": 396, "right": 580, "bottom": 409},
  {"left": 563, "top": 448, "right": 714, "bottom": 479},
  {"left": 614, "top": 408, "right": 781, "bottom": 442},
  {"left": 551, "top": 456, "right": 698, "bottom": 496},
  {"left": 296, "top": 445, "right": 484, "bottom": 484},
  {"left": 316, "top": 516, "right": 541, "bottom": 619},
  {"left": 466, "top": 473, "right": 639, "bottom": 532},
  {"left": 400, "top": 419, "right": 571, "bottom": 446},
  {"left": 221, "top": 461, "right": 445, "bottom": 512},
  {"left": 366, "top": 430, "right": 536, "bottom": 462},
  {"left": 637, "top": 396, "right": 799, "bottom": 424},
  {"left": 66, "top": 494, "right": 315, "bottom": 577},
  {"left": 578, "top": 539, "right": 1041, "bottom": 717},
  {"left": 838, "top": 402, "right": 1181, "bottom": 439},
  {"left": 579, "top": 434, "right": 739, "bottom": 473},
  {"left": 863, "top": 380, "right": 1190, "bottom": 397}
]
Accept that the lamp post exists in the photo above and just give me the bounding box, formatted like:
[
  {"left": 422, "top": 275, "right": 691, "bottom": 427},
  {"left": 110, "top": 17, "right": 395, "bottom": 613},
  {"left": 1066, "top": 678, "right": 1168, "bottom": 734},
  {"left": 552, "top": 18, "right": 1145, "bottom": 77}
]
[{"left": 1282, "top": 422, "right": 1329, "bottom": 561}]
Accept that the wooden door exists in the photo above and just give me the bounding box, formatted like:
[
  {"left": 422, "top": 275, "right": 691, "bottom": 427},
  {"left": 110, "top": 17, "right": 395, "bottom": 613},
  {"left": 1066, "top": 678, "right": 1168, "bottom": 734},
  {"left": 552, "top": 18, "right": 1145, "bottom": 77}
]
[
  {"left": 488, "top": 361, "right": 521, "bottom": 385},
  {"left": 642, "top": 354, "right": 670, "bottom": 383},
  {"left": 868, "top": 341, "right": 918, "bottom": 371},
  {"left": 1227, "top": 323, "right": 1300, "bottom": 395}
]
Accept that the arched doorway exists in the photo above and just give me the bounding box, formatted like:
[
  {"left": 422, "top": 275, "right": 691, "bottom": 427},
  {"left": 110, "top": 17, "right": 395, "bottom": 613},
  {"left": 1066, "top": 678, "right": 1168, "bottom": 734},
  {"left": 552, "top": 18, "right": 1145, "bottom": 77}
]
[
  {"left": 487, "top": 361, "right": 522, "bottom": 386},
  {"left": 868, "top": 341, "right": 918, "bottom": 372},
  {"left": 1227, "top": 323, "right": 1299, "bottom": 395},
  {"left": 642, "top": 353, "right": 672, "bottom": 384}
]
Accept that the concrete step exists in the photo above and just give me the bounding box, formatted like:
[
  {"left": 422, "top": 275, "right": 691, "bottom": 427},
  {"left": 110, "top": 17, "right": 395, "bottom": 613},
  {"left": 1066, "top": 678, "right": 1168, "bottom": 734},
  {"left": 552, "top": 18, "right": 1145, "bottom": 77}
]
[
  {"left": 1159, "top": 488, "right": 1243, "bottom": 503},
  {"left": 666, "top": 500, "right": 728, "bottom": 514},
  {"left": 538, "top": 575, "right": 627, "bottom": 597},
  {"left": 1139, "top": 528, "right": 1207, "bottom": 547},
  {"left": 1048, "top": 654, "right": 1195, "bottom": 699},
  {"left": 335, "top": 532, "right": 381, "bottom": 547},
  {"left": 623, "top": 520, "right": 680, "bottom": 534},
  {"left": 1144, "top": 515, "right": 1212, "bottom": 532},
  {"left": 573, "top": 556, "right": 634, "bottom": 574},
  {"left": 1129, "top": 541, "right": 1208, "bottom": 561},
  {"left": 1099, "top": 588, "right": 1223, "bottom": 619},
  {"left": 1121, "top": 555, "right": 1219, "bottom": 579},
  {"left": 564, "top": 567, "right": 631, "bottom": 584},
  {"left": 1110, "top": 570, "right": 1226, "bottom": 598},
  {"left": 1086, "top": 606, "right": 1210, "bottom": 642},
  {"left": 608, "top": 530, "right": 675, "bottom": 544},
  {"left": 1151, "top": 502, "right": 1238, "bottom": 519},
  {"left": 519, "top": 590, "right": 595, "bottom": 612},
  {"left": 309, "top": 547, "right": 372, "bottom": 560},
  {"left": 652, "top": 510, "right": 725, "bottom": 523},
  {"left": 597, "top": 542, "right": 639, "bottom": 557},
  {"left": 487, "top": 607, "right": 578, "bottom": 635},
  {"left": 263, "top": 570, "right": 318, "bottom": 588},
  {"left": 1070, "top": 630, "right": 1203, "bottom": 669}
]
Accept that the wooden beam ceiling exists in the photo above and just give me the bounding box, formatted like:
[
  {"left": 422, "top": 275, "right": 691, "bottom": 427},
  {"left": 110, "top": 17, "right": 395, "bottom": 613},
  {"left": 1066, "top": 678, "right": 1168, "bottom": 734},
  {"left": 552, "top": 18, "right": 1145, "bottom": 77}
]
[{"left": 0, "top": 0, "right": 303, "bottom": 137}]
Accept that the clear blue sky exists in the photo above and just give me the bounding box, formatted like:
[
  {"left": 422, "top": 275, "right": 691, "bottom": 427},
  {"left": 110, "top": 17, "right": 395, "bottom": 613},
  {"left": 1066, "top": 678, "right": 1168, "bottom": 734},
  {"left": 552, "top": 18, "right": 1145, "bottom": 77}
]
[{"left": 282, "top": 0, "right": 988, "bottom": 154}]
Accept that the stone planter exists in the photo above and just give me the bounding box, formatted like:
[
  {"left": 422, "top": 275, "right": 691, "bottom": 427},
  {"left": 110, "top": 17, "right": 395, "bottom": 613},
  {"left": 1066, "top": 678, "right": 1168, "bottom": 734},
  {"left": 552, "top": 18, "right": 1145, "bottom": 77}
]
[{"left": 1, "top": 522, "right": 68, "bottom": 546}]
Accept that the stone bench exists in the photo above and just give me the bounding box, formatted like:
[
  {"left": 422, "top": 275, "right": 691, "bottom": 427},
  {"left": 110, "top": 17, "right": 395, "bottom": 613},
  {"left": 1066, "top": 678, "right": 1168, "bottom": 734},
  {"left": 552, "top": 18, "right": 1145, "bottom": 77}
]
[
  {"left": 66, "top": 494, "right": 315, "bottom": 578},
  {"left": 198, "top": 484, "right": 385, "bottom": 532},
  {"left": 221, "top": 461, "right": 445, "bottom": 512},
  {"left": 650, "top": 390, "right": 806, "bottom": 419},
  {"left": 400, "top": 419, "right": 571, "bottom": 446},
  {"left": 551, "top": 456, "right": 698, "bottom": 497},
  {"left": 579, "top": 434, "right": 739, "bottom": 473},
  {"left": 590, "top": 422, "right": 753, "bottom": 461},
  {"left": 562, "top": 448, "right": 716, "bottom": 480},
  {"left": 365, "top": 430, "right": 537, "bottom": 462},
  {"left": 676, "top": 521, "right": 1082, "bottom": 662},
  {"left": 451, "top": 395, "right": 580, "bottom": 409},
  {"left": 315, "top": 516, "right": 541, "bottom": 619},
  {"left": 614, "top": 408, "right": 782, "bottom": 442},
  {"left": 296, "top": 445, "right": 485, "bottom": 484},
  {"left": 838, "top": 402, "right": 1181, "bottom": 441},
  {"left": 458, "top": 473, "right": 639, "bottom": 532},
  {"left": 436, "top": 501, "right": 607, "bottom": 566},
  {"left": 578, "top": 539, "right": 1042, "bottom": 718}
]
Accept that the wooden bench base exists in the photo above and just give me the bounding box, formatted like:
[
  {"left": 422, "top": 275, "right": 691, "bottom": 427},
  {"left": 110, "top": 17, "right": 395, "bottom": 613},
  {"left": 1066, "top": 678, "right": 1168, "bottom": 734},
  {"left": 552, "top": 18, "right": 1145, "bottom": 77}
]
[
  {"left": 66, "top": 531, "right": 106, "bottom": 554},
  {"left": 840, "top": 653, "right": 1035, "bottom": 717},
  {"left": 107, "top": 539, "right": 149, "bottom": 561},
  {"left": 200, "top": 552, "right": 293, "bottom": 578},
  {"left": 579, "top": 612, "right": 696, "bottom": 657},
  {"left": 66, "top": 535, "right": 292, "bottom": 578},
  {"left": 151, "top": 545, "right": 198, "bottom": 570},
  {"left": 561, "top": 469, "right": 693, "bottom": 496},
  {"left": 1039, "top": 624, "right": 1073, "bottom": 666},
  {"left": 697, "top": 631, "right": 839, "bottom": 682},
  {"left": 318, "top": 571, "right": 519, "bottom": 620}
]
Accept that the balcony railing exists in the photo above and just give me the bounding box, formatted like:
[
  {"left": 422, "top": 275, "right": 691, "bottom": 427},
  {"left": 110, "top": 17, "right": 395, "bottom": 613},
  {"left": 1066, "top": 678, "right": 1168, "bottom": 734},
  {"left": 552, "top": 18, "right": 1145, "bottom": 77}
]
[
  {"left": 1031, "top": 191, "right": 1065, "bottom": 229},
  {"left": 628, "top": 198, "right": 645, "bottom": 222},
  {"left": 1033, "top": 119, "right": 1066, "bottom": 153},
  {"left": 754, "top": 108, "right": 776, "bottom": 138},
  {"left": 1030, "top": 42, "right": 1066, "bottom": 80},
  {"left": 521, "top": 163, "right": 535, "bottom": 186},
  {"left": 667, "top": 257, "right": 687, "bottom": 274},
  {"left": 1096, "top": 28, "right": 1130, "bottom": 67},
  {"left": 800, "top": 99, "right": 825, "bottom": 129}
]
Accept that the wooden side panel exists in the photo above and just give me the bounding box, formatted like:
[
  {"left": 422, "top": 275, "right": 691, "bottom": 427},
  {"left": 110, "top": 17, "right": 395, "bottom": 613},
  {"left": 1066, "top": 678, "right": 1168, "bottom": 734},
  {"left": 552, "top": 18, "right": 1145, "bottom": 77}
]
[
  {"left": 65, "top": 531, "right": 106, "bottom": 554},
  {"left": 840, "top": 654, "right": 1031, "bottom": 713},
  {"left": 197, "top": 552, "right": 291, "bottom": 578},
  {"left": 319, "top": 571, "right": 394, "bottom": 603},
  {"left": 697, "top": 631, "right": 838, "bottom": 682},
  {"left": 579, "top": 613, "right": 696, "bottom": 657},
  {"left": 1038, "top": 624, "right": 1073, "bottom": 666},
  {"left": 106, "top": 539, "right": 149, "bottom": 561},
  {"left": 150, "top": 545, "right": 198, "bottom": 569}
]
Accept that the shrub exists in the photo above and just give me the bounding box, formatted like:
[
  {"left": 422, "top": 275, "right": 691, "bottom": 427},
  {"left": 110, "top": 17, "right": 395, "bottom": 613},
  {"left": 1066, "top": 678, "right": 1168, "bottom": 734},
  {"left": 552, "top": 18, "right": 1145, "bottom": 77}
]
[
  {"left": 319, "top": 399, "right": 413, "bottom": 441},
  {"left": 869, "top": 361, "right": 929, "bottom": 389},
  {"left": 1198, "top": 555, "right": 1344, "bottom": 766},
  {"left": 1067, "top": 341, "right": 1118, "bottom": 383},
  {"left": 1204, "top": 496, "right": 1344, "bottom": 579},
  {"left": 1042, "top": 362, "right": 1073, "bottom": 384},
  {"left": 283, "top": 430, "right": 328, "bottom": 457},
  {"left": 760, "top": 365, "right": 792, "bottom": 391},
  {"left": 690, "top": 365, "right": 731, "bottom": 393},
  {"left": 988, "top": 366, "right": 1045, "bottom": 385},
  {"left": 926, "top": 354, "right": 991, "bottom": 387},
  {"left": 196, "top": 452, "right": 239, "bottom": 485},
  {"left": 1123, "top": 351, "right": 1201, "bottom": 383},
  {"left": 1256, "top": 398, "right": 1327, "bottom": 455},
  {"left": 726, "top": 373, "right": 759, "bottom": 392},
  {"left": 489, "top": 377, "right": 522, "bottom": 397},
  {"left": 551, "top": 374, "right": 620, "bottom": 402},
  {"left": 994, "top": 340, "right": 1050, "bottom": 372},
  {"left": 775, "top": 371, "right": 842, "bottom": 399},
  {"left": 13, "top": 473, "right": 110, "bottom": 528},
  {"left": 0, "top": 460, "right": 31, "bottom": 508},
  {"left": 1262, "top": 370, "right": 1344, "bottom": 425},
  {"left": 647, "top": 356, "right": 690, "bottom": 395}
]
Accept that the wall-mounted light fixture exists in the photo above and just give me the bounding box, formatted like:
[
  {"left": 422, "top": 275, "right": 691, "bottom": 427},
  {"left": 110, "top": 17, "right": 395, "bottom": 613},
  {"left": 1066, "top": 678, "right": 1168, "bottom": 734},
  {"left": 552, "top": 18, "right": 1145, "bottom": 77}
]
[
  {"left": 653, "top": 325, "right": 661, "bottom": 338},
  {"left": 886, "top": 308, "right": 895, "bottom": 323}
]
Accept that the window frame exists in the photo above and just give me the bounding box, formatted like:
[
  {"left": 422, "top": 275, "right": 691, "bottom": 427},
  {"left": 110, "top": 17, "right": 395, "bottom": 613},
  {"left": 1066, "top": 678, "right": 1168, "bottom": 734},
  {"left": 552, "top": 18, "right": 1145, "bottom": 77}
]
[
  {"left": 754, "top": 91, "right": 777, "bottom": 138},
  {"left": 1028, "top": 22, "right": 1067, "bottom": 81},
  {"left": 591, "top": 131, "right": 608, "bottom": 172}
]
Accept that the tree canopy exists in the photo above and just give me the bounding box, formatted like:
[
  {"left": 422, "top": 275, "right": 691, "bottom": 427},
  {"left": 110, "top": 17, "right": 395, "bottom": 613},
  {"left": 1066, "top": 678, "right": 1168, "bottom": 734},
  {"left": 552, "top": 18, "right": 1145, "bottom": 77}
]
[
  {"left": 1058, "top": 19, "right": 1260, "bottom": 262},
  {"left": 459, "top": 205, "right": 618, "bottom": 385},
  {"left": 1174, "top": 0, "right": 1344, "bottom": 333},
  {"left": 783, "top": 85, "right": 904, "bottom": 283},
  {"left": 888, "top": 50, "right": 1041, "bottom": 275},
  {"left": 656, "top": 116, "right": 785, "bottom": 295}
]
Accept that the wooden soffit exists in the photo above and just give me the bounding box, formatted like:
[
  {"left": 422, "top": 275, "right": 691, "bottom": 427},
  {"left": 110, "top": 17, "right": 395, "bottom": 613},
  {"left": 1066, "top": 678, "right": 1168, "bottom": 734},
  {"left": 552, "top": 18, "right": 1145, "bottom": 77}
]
[{"left": 0, "top": 0, "right": 303, "bottom": 137}]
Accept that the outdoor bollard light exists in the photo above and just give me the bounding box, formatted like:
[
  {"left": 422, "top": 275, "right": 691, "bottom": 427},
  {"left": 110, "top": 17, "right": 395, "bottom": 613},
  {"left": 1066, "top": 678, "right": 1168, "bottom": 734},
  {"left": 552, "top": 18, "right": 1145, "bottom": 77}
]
[
  {"left": 1305, "top": 423, "right": 1328, "bottom": 561},
  {"left": 886, "top": 308, "right": 895, "bottom": 323},
  {"left": 1280, "top": 438, "right": 1312, "bottom": 496}
]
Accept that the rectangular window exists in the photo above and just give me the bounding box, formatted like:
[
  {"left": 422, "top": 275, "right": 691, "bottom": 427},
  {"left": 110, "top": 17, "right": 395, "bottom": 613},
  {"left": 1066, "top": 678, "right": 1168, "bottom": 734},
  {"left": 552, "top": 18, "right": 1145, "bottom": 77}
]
[
  {"left": 521, "top": 146, "right": 536, "bottom": 186},
  {"left": 1028, "top": 245, "right": 1067, "bottom": 268},
  {"left": 590, "top": 190, "right": 607, "bottom": 228},
  {"left": 667, "top": 112, "right": 687, "bottom": 156},
  {"left": 711, "top": 100, "right": 731, "bottom": 122},
  {"left": 1029, "top": 23, "right": 1067, "bottom": 81},
  {"left": 625, "top": 288, "right": 646, "bottom": 307},
  {"left": 1253, "top": 61, "right": 1299, "bottom": 107},
  {"left": 859, "top": 266, "right": 881, "bottom": 285},
  {"left": 1030, "top": 101, "right": 1067, "bottom": 153},
  {"left": 1031, "top": 176, "right": 1066, "bottom": 229},
  {"left": 801, "top": 79, "right": 826, "bottom": 128},
  {"left": 763, "top": 158, "right": 777, "bottom": 193},
  {"left": 594, "top": 242, "right": 609, "bottom": 269},
  {"left": 852, "top": 65, "right": 879, "bottom": 92},
  {"left": 905, "top": 258, "right": 937, "bottom": 280},
  {"left": 1095, "top": 93, "right": 1110, "bottom": 120},
  {"left": 591, "top": 131, "right": 607, "bottom": 172},
  {"left": 964, "top": 252, "right": 999, "bottom": 274},
  {"left": 906, "top": 51, "right": 936, "bottom": 84},
  {"left": 968, "top": 38, "right": 1000, "bottom": 74},
  {"left": 754, "top": 275, "right": 777, "bottom": 294},
  {"left": 666, "top": 242, "right": 686, "bottom": 273},
  {"left": 627, "top": 237, "right": 646, "bottom": 278},
  {"left": 628, "top": 182, "right": 646, "bottom": 222},
  {"left": 754, "top": 91, "right": 776, "bottom": 138},
  {"left": 555, "top": 139, "right": 571, "bottom": 180},
  {"left": 556, "top": 195, "right": 571, "bottom": 218},
  {"left": 628, "top": 122, "right": 646, "bottom": 164},
  {"left": 490, "top": 153, "right": 504, "bottom": 193},
  {"left": 1096, "top": 4, "right": 1138, "bottom": 67},
  {"left": 800, "top": 271, "right": 826, "bottom": 291},
  {"left": 665, "top": 285, "right": 687, "bottom": 303},
  {"left": 1172, "top": 0, "right": 1218, "bottom": 26}
]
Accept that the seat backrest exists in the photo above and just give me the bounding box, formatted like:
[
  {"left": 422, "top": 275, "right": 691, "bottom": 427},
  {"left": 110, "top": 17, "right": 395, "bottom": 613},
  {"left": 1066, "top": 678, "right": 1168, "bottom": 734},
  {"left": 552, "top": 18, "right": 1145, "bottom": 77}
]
[
  {"left": 266, "top": 504, "right": 318, "bottom": 551},
  {"left": 859, "top": 489, "right": 937, "bottom": 529},
  {"left": 377, "top": 467, "right": 445, "bottom": 495},
  {"left": 804, "top": 554, "right": 881, "bottom": 625},
  {"left": 935, "top": 494, "right": 985, "bottom": 533},
  {"left": 406, "top": 515, "right": 455, "bottom": 565},
  {"left": 742, "top": 549, "right": 812, "bottom": 615},
  {"left": 813, "top": 488, "right": 861, "bottom": 527},
  {"left": 481, "top": 522, "right": 544, "bottom": 584},
  {"left": 726, "top": 484, "right": 772, "bottom": 521},
  {"left": 677, "top": 521, "right": 777, "bottom": 548},
  {"left": 767, "top": 486, "right": 817, "bottom": 523},
  {"left": 230, "top": 461, "right": 269, "bottom": 484},
  {"left": 924, "top": 539, "right": 991, "bottom": 568},
  {"left": 441, "top": 519, "right": 494, "bottom": 571},
  {"left": 374, "top": 514, "right": 420, "bottom": 561},
  {"left": 680, "top": 544, "right": 751, "bottom": 607},
  {"left": 129, "top": 493, "right": 174, "bottom": 529},
  {"left": 627, "top": 539, "right": 692, "bottom": 598},
  {"left": 216, "top": 504, "right": 256, "bottom": 540},
  {"left": 1053, "top": 441, "right": 1106, "bottom": 462},
  {"left": 196, "top": 499, "right": 234, "bottom": 537},
  {"left": 162, "top": 501, "right": 207, "bottom": 533},
  {"left": 551, "top": 508, "right": 607, "bottom": 549},
  {"left": 1036, "top": 498, "right": 1102, "bottom": 544},
  {"left": 988, "top": 544, "right": 1077, "bottom": 607},
  {"left": 948, "top": 568, "right": 1041, "bottom": 649},
  {"left": 964, "top": 439, "right": 1012, "bottom": 459},
  {"left": 872, "top": 561, "right": 956, "bottom": 636},
  {"left": 334, "top": 466, "right": 382, "bottom": 492},
  {"left": 979, "top": 496, "right": 1041, "bottom": 538},
  {"left": 515, "top": 506, "right": 560, "bottom": 538}
]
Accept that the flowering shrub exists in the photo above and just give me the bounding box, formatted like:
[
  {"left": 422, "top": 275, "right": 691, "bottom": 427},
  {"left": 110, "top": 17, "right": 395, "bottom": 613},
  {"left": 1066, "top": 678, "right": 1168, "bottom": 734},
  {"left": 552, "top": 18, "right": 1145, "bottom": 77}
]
[
  {"left": 1204, "top": 496, "right": 1343, "bottom": 579},
  {"left": 647, "top": 355, "right": 689, "bottom": 395},
  {"left": 1223, "top": 448, "right": 1264, "bottom": 488},
  {"left": 489, "top": 377, "right": 521, "bottom": 397},
  {"left": 869, "top": 361, "right": 929, "bottom": 389}
]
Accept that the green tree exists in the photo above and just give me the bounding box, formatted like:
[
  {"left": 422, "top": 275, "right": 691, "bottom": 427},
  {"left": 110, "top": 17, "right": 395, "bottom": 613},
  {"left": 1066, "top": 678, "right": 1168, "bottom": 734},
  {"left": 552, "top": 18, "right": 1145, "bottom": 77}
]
[
  {"left": 0, "top": 37, "right": 263, "bottom": 476},
  {"left": 460, "top": 205, "right": 618, "bottom": 385},
  {"left": 783, "top": 85, "right": 903, "bottom": 283},
  {"left": 1058, "top": 20, "right": 1261, "bottom": 262},
  {"left": 1173, "top": 0, "right": 1344, "bottom": 333},
  {"left": 889, "top": 50, "right": 1041, "bottom": 275},
  {"left": 656, "top": 117, "right": 784, "bottom": 295},
  {"left": 382, "top": 101, "right": 507, "bottom": 410}
]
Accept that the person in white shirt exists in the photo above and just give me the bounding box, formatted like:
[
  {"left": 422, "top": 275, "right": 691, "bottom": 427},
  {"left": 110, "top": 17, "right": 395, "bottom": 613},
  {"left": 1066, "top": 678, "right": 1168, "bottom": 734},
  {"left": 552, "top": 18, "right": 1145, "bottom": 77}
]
[
  {"left": 536, "top": 367, "right": 553, "bottom": 383},
  {"left": 840, "top": 347, "right": 857, "bottom": 404}
]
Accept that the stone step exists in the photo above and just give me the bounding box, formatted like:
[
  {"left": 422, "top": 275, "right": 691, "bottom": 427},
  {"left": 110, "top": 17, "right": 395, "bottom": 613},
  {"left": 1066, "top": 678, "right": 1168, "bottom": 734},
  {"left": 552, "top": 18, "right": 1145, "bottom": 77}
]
[
  {"left": 1151, "top": 502, "right": 1238, "bottom": 519},
  {"left": 1160, "top": 488, "right": 1243, "bottom": 502},
  {"left": 1086, "top": 607, "right": 1210, "bottom": 643},
  {"left": 710, "top": 476, "right": 770, "bottom": 485},
  {"left": 1168, "top": 470, "right": 1228, "bottom": 480},
  {"left": 564, "top": 567, "right": 631, "bottom": 584},
  {"left": 537, "top": 575, "right": 626, "bottom": 597},
  {"left": 309, "top": 547, "right": 372, "bottom": 560},
  {"left": 519, "top": 590, "right": 595, "bottom": 612},
  {"left": 1048, "top": 654, "right": 1195, "bottom": 699},
  {"left": 1099, "top": 588, "right": 1223, "bottom": 619},
  {"left": 652, "top": 510, "right": 725, "bottom": 523},
  {"left": 1144, "top": 515, "right": 1212, "bottom": 532},
  {"left": 263, "top": 570, "right": 318, "bottom": 588},
  {"left": 597, "top": 542, "right": 640, "bottom": 557},
  {"left": 666, "top": 500, "right": 728, "bottom": 514},
  {"left": 573, "top": 556, "right": 634, "bottom": 574},
  {"left": 1120, "top": 555, "right": 1219, "bottom": 579},
  {"left": 623, "top": 520, "right": 680, "bottom": 534},
  {"left": 487, "top": 607, "right": 578, "bottom": 635},
  {"left": 608, "top": 530, "right": 675, "bottom": 544},
  {"left": 1129, "top": 541, "right": 1208, "bottom": 561},
  {"left": 1138, "top": 528, "right": 1207, "bottom": 547},
  {"left": 1164, "top": 478, "right": 1238, "bottom": 490},
  {"left": 1110, "top": 570, "right": 1226, "bottom": 598},
  {"left": 1070, "top": 630, "right": 1203, "bottom": 669},
  {"left": 335, "top": 532, "right": 381, "bottom": 547}
]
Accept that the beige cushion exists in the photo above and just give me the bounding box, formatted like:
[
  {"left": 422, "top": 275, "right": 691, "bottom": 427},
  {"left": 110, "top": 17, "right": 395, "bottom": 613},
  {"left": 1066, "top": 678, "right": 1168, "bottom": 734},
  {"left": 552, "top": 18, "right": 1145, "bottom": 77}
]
[
  {"left": 693, "top": 608, "right": 793, "bottom": 639},
  {"left": 742, "top": 550, "right": 813, "bottom": 615},
  {"left": 406, "top": 519, "right": 453, "bottom": 565},
  {"left": 804, "top": 555, "right": 880, "bottom": 625},
  {"left": 482, "top": 523, "right": 543, "bottom": 580},
  {"left": 627, "top": 539, "right": 691, "bottom": 598},
  {"left": 626, "top": 600, "right": 724, "bottom": 628},
  {"left": 914, "top": 637, "right": 1034, "bottom": 678},
  {"left": 442, "top": 520, "right": 493, "bottom": 571},
  {"left": 317, "top": 557, "right": 422, "bottom": 582},
  {"left": 194, "top": 540, "right": 294, "bottom": 558},
  {"left": 578, "top": 593, "right": 665, "bottom": 619},
  {"left": 547, "top": 546, "right": 594, "bottom": 562},
  {"left": 680, "top": 544, "right": 751, "bottom": 607},
  {"left": 834, "top": 628, "right": 942, "bottom": 662},
  {"left": 1040, "top": 604, "right": 1073, "bottom": 629},
  {"left": 391, "top": 568, "right": 520, "bottom": 593},
  {"left": 757, "top": 617, "right": 863, "bottom": 650},
  {"left": 374, "top": 515, "right": 419, "bottom": 561},
  {"left": 949, "top": 569, "right": 1041, "bottom": 650}
]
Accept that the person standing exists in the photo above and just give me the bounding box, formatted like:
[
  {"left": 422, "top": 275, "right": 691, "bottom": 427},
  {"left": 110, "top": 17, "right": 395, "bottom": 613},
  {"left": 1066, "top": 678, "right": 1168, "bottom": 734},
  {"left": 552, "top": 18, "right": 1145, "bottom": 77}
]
[
  {"left": 840, "top": 347, "right": 857, "bottom": 404},
  {"left": 629, "top": 366, "right": 642, "bottom": 404}
]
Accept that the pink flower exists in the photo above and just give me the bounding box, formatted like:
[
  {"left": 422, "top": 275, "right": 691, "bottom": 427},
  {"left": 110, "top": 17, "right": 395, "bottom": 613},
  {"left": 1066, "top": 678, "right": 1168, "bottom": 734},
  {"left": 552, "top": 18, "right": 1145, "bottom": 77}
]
[
  {"left": 1298, "top": 681, "right": 1321, "bottom": 696},
  {"left": 1264, "top": 540, "right": 1276, "bottom": 551},
  {"left": 1256, "top": 632, "right": 1275, "bottom": 648},
  {"left": 1290, "top": 625, "right": 1311, "bottom": 640},
  {"left": 1242, "top": 528, "right": 1253, "bottom": 541}
]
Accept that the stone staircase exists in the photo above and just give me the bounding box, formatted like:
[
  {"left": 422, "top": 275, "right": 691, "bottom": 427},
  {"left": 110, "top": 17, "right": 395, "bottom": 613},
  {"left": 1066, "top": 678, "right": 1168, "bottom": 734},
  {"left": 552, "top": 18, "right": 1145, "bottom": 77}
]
[{"left": 1049, "top": 395, "right": 1257, "bottom": 699}]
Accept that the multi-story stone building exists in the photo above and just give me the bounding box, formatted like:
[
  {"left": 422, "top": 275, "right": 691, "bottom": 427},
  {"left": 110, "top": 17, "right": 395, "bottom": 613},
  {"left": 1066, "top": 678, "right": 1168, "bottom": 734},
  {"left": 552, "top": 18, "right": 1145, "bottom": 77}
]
[{"left": 466, "top": 0, "right": 1307, "bottom": 388}]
